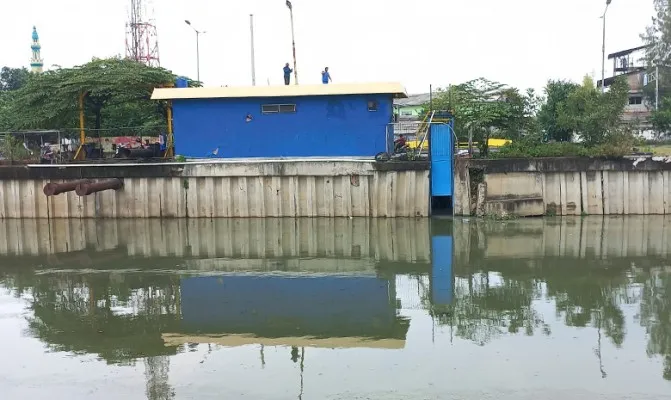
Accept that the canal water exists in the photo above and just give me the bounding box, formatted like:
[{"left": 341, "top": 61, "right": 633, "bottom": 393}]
[{"left": 0, "top": 217, "right": 670, "bottom": 400}]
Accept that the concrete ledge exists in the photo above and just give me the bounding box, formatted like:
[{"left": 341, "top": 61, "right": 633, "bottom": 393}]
[
  {"left": 0, "top": 158, "right": 428, "bottom": 180},
  {"left": 465, "top": 157, "right": 671, "bottom": 173}
]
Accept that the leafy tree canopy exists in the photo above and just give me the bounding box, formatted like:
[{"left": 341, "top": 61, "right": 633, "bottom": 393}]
[
  {"left": 556, "top": 76, "right": 629, "bottom": 147},
  {"left": 4, "top": 58, "right": 193, "bottom": 135},
  {"left": 425, "top": 78, "right": 541, "bottom": 156},
  {"left": 642, "top": 0, "right": 671, "bottom": 137},
  {"left": 538, "top": 80, "right": 580, "bottom": 142},
  {"left": 0, "top": 67, "right": 29, "bottom": 91}
]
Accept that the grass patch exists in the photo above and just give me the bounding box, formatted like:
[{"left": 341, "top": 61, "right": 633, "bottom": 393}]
[{"left": 650, "top": 145, "right": 671, "bottom": 156}]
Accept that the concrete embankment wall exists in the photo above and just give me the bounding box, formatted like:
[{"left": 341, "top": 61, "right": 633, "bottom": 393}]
[
  {"left": 0, "top": 159, "right": 429, "bottom": 218},
  {"left": 454, "top": 157, "right": 671, "bottom": 216}
]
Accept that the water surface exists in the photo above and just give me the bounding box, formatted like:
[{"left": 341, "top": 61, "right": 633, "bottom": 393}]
[{"left": 0, "top": 217, "right": 670, "bottom": 399}]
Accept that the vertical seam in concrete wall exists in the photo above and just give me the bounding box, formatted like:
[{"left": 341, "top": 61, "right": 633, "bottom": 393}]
[
  {"left": 664, "top": 171, "right": 670, "bottom": 215},
  {"left": 602, "top": 171, "right": 608, "bottom": 215},
  {"left": 580, "top": 171, "right": 587, "bottom": 216},
  {"left": 623, "top": 172, "right": 630, "bottom": 216}
]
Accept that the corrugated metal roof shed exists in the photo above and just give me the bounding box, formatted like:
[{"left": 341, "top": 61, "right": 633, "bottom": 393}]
[
  {"left": 394, "top": 93, "right": 431, "bottom": 107},
  {"left": 151, "top": 82, "right": 408, "bottom": 100}
]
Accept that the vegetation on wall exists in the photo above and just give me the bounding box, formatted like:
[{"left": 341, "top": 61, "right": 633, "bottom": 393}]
[
  {"left": 425, "top": 75, "right": 631, "bottom": 158},
  {"left": 428, "top": 78, "right": 541, "bottom": 157}
]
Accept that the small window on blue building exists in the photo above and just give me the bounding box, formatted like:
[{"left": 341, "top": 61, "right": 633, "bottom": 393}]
[
  {"left": 367, "top": 100, "right": 378, "bottom": 112},
  {"left": 262, "top": 104, "right": 280, "bottom": 114},
  {"left": 262, "top": 104, "right": 296, "bottom": 114},
  {"left": 279, "top": 104, "right": 296, "bottom": 113}
]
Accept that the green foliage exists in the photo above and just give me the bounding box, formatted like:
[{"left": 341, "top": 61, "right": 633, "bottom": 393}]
[
  {"left": 0, "top": 67, "right": 29, "bottom": 91},
  {"left": 0, "top": 92, "right": 14, "bottom": 131},
  {"left": 556, "top": 76, "right": 629, "bottom": 146},
  {"left": 5, "top": 58, "right": 189, "bottom": 132},
  {"left": 428, "top": 78, "right": 540, "bottom": 157},
  {"left": 641, "top": 1, "right": 671, "bottom": 136},
  {"left": 0, "top": 134, "right": 30, "bottom": 162},
  {"left": 538, "top": 80, "right": 580, "bottom": 142},
  {"left": 650, "top": 106, "right": 671, "bottom": 136},
  {"left": 494, "top": 128, "right": 635, "bottom": 159}
]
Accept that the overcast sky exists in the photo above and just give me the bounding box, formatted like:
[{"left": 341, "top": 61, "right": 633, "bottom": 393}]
[{"left": 0, "top": 0, "right": 656, "bottom": 94}]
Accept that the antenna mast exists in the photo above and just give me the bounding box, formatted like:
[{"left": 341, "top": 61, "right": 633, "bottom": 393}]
[{"left": 125, "top": 0, "right": 160, "bottom": 66}]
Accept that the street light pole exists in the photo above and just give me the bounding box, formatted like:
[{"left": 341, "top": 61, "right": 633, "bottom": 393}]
[
  {"left": 250, "top": 14, "right": 256, "bottom": 86},
  {"left": 601, "top": 0, "right": 612, "bottom": 93},
  {"left": 185, "top": 20, "right": 205, "bottom": 83},
  {"left": 286, "top": 0, "right": 298, "bottom": 85}
]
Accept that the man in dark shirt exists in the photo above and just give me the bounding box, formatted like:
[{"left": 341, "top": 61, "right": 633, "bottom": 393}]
[{"left": 283, "top": 63, "right": 293, "bottom": 85}]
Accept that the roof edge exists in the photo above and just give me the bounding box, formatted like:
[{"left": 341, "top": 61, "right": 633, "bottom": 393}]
[{"left": 151, "top": 82, "right": 408, "bottom": 101}]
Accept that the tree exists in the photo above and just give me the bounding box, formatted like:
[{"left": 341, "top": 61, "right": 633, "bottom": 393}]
[
  {"left": 557, "top": 76, "right": 629, "bottom": 146},
  {"left": 538, "top": 80, "right": 580, "bottom": 142},
  {"left": 0, "top": 67, "right": 29, "bottom": 91},
  {"left": 642, "top": 1, "right": 671, "bottom": 136},
  {"left": 428, "top": 78, "right": 537, "bottom": 157},
  {"left": 7, "top": 58, "right": 190, "bottom": 134}
]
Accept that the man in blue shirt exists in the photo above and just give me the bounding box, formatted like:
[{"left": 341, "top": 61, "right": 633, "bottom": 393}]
[
  {"left": 321, "top": 67, "right": 332, "bottom": 84},
  {"left": 283, "top": 63, "right": 293, "bottom": 85}
]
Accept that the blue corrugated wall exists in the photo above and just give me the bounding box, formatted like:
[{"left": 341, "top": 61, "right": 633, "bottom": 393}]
[{"left": 172, "top": 94, "right": 394, "bottom": 158}]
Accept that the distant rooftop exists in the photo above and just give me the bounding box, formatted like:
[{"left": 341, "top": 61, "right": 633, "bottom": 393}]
[
  {"left": 151, "top": 82, "right": 408, "bottom": 100},
  {"left": 394, "top": 93, "right": 431, "bottom": 107},
  {"left": 608, "top": 45, "right": 650, "bottom": 60}
]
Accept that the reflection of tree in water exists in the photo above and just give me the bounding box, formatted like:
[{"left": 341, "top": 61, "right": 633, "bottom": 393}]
[
  {"left": 636, "top": 269, "right": 671, "bottom": 380},
  {"left": 23, "top": 273, "right": 181, "bottom": 362},
  {"left": 439, "top": 254, "right": 671, "bottom": 381},
  {"left": 545, "top": 263, "right": 632, "bottom": 348},
  {"left": 1, "top": 269, "right": 180, "bottom": 399},
  {"left": 439, "top": 271, "right": 548, "bottom": 346}
]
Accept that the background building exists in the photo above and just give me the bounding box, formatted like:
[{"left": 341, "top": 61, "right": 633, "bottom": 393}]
[
  {"left": 30, "top": 26, "right": 43, "bottom": 73},
  {"left": 598, "top": 45, "right": 652, "bottom": 134},
  {"left": 393, "top": 93, "right": 430, "bottom": 121}
]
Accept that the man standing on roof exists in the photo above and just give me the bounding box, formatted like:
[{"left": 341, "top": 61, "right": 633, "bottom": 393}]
[
  {"left": 321, "top": 67, "right": 332, "bottom": 84},
  {"left": 283, "top": 63, "right": 293, "bottom": 85}
]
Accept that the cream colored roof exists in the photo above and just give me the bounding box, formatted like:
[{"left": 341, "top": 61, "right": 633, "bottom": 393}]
[
  {"left": 151, "top": 82, "right": 408, "bottom": 100},
  {"left": 162, "top": 333, "right": 405, "bottom": 349}
]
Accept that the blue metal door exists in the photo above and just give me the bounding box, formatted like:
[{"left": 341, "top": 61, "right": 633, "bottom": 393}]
[
  {"left": 430, "top": 124, "right": 454, "bottom": 196},
  {"left": 431, "top": 235, "right": 453, "bottom": 305}
]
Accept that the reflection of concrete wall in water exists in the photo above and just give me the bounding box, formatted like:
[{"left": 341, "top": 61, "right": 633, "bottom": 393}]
[
  {"left": 0, "top": 218, "right": 431, "bottom": 263},
  {"left": 452, "top": 217, "right": 671, "bottom": 264},
  {"left": 179, "top": 275, "right": 402, "bottom": 338}
]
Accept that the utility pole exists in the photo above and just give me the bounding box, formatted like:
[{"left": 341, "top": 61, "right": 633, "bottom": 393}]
[
  {"left": 601, "top": 0, "right": 612, "bottom": 93},
  {"left": 656, "top": 64, "right": 660, "bottom": 111},
  {"left": 185, "top": 20, "right": 205, "bottom": 83},
  {"left": 250, "top": 14, "right": 256, "bottom": 86},
  {"left": 286, "top": 0, "right": 298, "bottom": 84}
]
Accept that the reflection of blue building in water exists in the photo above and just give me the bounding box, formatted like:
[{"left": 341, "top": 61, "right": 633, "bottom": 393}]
[{"left": 178, "top": 274, "right": 410, "bottom": 344}]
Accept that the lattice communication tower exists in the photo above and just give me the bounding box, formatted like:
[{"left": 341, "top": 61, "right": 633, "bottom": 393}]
[{"left": 125, "top": 0, "right": 160, "bottom": 66}]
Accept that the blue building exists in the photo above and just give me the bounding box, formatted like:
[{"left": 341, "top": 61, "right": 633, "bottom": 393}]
[{"left": 151, "top": 83, "right": 407, "bottom": 158}]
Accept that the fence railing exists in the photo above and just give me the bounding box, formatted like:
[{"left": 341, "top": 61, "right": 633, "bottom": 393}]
[{"left": 0, "top": 126, "right": 169, "bottom": 163}]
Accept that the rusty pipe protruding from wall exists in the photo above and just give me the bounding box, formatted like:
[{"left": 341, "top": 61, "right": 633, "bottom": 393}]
[
  {"left": 43, "top": 179, "right": 92, "bottom": 196},
  {"left": 75, "top": 179, "right": 123, "bottom": 196}
]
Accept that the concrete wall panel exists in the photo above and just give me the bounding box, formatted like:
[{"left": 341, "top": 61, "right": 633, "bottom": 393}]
[{"left": 2, "top": 161, "right": 430, "bottom": 218}]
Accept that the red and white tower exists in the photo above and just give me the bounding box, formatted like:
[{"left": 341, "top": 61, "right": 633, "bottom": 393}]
[{"left": 125, "top": 0, "right": 160, "bottom": 66}]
